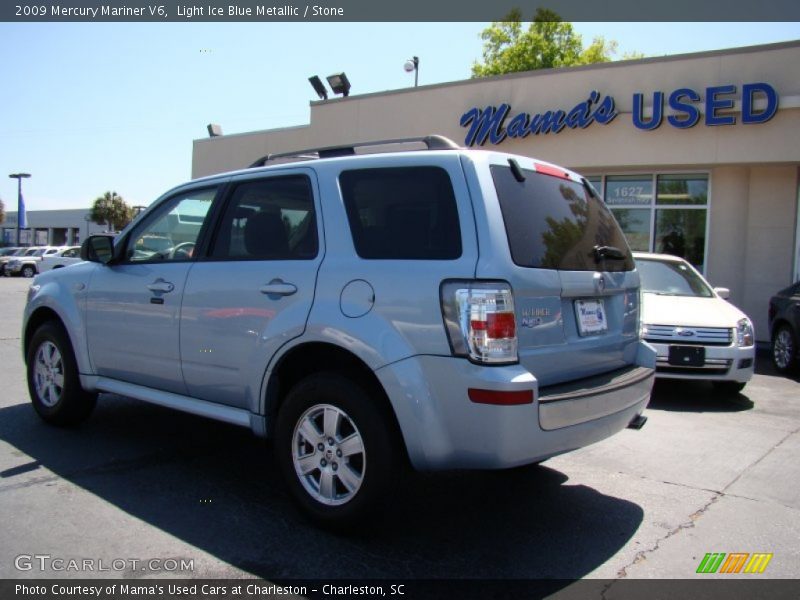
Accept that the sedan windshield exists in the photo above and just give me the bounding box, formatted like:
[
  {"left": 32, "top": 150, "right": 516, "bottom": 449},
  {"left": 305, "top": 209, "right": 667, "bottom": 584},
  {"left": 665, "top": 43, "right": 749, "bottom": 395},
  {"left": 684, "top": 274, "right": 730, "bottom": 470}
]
[{"left": 637, "top": 258, "right": 713, "bottom": 298}]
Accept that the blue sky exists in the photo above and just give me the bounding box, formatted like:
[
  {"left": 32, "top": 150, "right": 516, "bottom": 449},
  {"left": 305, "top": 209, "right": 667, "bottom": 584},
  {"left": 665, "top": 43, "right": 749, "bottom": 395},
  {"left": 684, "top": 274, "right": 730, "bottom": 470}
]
[{"left": 1, "top": 22, "right": 798, "bottom": 211}]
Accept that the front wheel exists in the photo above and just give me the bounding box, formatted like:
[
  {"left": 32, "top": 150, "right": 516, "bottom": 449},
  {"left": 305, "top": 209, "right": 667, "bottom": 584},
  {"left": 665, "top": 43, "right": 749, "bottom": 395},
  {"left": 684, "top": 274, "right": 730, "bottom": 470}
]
[
  {"left": 274, "top": 373, "right": 398, "bottom": 528},
  {"left": 21, "top": 265, "right": 36, "bottom": 278},
  {"left": 27, "top": 321, "right": 97, "bottom": 426},
  {"left": 772, "top": 325, "right": 798, "bottom": 375}
]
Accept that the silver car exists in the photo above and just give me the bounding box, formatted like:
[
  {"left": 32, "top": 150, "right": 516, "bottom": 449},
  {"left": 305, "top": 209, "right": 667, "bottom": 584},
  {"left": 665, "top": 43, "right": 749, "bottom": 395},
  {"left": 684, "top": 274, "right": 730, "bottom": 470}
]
[{"left": 23, "top": 137, "right": 655, "bottom": 526}]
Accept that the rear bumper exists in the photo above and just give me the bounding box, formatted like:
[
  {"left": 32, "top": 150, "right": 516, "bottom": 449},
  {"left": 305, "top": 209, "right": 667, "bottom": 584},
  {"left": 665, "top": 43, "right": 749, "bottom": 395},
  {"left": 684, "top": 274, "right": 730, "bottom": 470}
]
[{"left": 375, "top": 341, "right": 655, "bottom": 471}]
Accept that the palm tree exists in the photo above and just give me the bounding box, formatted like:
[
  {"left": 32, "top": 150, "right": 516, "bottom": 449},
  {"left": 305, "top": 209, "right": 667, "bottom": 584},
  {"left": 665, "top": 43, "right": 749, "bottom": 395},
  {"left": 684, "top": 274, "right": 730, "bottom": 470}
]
[{"left": 89, "top": 191, "right": 134, "bottom": 232}]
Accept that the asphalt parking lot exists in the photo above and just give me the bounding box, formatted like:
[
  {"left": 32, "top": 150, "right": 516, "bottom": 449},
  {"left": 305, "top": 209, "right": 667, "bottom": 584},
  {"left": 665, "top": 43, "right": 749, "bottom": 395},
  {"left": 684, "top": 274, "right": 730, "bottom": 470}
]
[{"left": 0, "top": 275, "right": 798, "bottom": 588}]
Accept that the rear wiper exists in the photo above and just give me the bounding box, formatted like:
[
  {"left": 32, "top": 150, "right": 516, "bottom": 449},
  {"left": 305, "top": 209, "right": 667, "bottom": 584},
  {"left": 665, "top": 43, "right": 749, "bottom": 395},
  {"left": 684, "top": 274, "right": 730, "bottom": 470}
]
[{"left": 593, "top": 245, "right": 626, "bottom": 261}]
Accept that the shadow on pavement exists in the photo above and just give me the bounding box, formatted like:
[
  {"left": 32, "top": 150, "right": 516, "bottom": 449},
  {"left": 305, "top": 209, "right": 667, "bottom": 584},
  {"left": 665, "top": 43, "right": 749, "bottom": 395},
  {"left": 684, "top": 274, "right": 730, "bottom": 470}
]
[
  {"left": 0, "top": 394, "right": 644, "bottom": 582},
  {"left": 647, "top": 379, "right": 755, "bottom": 413},
  {"left": 755, "top": 351, "right": 800, "bottom": 382}
]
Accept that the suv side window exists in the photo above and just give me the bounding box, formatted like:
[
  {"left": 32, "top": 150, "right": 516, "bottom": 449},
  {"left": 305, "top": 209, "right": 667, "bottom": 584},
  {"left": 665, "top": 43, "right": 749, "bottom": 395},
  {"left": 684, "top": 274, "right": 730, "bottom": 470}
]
[
  {"left": 339, "top": 167, "right": 462, "bottom": 260},
  {"left": 211, "top": 175, "right": 317, "bottom": 260},
  {"left": 127, "top": 188, "right": 217, "bottom": 263}
]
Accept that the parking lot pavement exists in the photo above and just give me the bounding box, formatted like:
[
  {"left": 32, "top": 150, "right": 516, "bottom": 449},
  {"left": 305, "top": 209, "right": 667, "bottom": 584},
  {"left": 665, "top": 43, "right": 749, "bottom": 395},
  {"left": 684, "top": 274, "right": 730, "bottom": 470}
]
[{"left": 0, "top": 276, "right": 798, "bottom": 583}]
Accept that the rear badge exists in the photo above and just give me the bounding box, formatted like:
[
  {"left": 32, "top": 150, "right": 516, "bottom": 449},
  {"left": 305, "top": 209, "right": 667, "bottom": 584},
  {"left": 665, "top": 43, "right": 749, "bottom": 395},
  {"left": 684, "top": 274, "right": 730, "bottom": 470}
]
[{"left": 521, "top": 307, "right": 551, "bottom": 328}]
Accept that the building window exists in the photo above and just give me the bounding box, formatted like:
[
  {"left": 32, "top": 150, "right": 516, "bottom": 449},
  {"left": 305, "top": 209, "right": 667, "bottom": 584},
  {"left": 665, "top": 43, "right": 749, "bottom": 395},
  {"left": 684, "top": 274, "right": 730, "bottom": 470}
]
[{"left": 596, "top": 173, "right": 709, "bottom": 271}]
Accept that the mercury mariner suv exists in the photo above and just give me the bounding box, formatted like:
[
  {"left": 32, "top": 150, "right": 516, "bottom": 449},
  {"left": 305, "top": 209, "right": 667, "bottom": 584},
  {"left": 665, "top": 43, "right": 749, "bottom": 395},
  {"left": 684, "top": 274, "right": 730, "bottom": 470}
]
[{"left": 23, "top": 136, "right": 655, "bottom": 525}]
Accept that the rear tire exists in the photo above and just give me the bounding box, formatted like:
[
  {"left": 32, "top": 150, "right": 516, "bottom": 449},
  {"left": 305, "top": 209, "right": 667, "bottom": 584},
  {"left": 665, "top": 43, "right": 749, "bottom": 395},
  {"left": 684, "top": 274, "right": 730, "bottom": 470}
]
[
  {"left": 712, "top": 380, "right": 747, "bottom": 396},
  {"left": 772, "top": 325, "right": 798, "bottom": 375},
  {"left": 274, "top": 372, "right": 398, "bottom": 528},
  {"left": 27, "top": 321, "right": 97, "bottom": 426}
]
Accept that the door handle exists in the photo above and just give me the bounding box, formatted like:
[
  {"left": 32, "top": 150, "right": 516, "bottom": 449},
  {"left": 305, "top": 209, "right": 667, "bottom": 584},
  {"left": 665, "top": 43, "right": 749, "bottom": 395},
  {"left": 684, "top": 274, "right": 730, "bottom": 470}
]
[
  {"left": 259, "top": 280, "right": 297, "bottom": 297},
  {"left": 147, "top": 280, "right": 175, "bottom": 293}
]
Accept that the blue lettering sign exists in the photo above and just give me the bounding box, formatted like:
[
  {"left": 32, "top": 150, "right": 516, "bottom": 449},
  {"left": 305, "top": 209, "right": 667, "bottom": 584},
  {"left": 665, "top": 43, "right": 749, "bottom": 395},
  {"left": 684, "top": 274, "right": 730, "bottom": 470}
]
[{"left": 459, "top": 82, "right": 778, "bottom": 145}]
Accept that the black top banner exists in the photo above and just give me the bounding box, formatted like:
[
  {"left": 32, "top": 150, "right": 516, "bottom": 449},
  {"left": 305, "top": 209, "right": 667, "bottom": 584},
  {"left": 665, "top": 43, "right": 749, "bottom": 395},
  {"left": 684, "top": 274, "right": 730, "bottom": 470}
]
[{"left": 3, "top": 0, "right": 800, "bottom": 22}]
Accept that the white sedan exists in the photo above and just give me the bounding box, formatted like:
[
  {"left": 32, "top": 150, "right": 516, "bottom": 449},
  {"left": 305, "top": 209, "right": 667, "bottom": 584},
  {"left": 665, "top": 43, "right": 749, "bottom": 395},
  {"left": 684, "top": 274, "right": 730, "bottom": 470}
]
[
  {"left": 38, "top": 246, "right": 82, "bottom": 272},
  {"left": 634, "top": 252, "right": 755, "bottom": 395}
]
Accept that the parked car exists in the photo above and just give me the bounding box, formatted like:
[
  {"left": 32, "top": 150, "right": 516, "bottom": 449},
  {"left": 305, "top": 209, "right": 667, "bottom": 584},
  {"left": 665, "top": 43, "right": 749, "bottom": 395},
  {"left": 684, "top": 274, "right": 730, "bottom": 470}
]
[
  {"left": 39, "top": 246, "right": 82, "bottom": 272},
  {"left": 768, "top": 281, "right": 800, "bottom": 374},
  {"left": 634, "top": 252, "right": 755, "bottom": 395},
  {"left": 6, "top": 247, "right": 62, "bottom": 277},
  {"left": 0, "top": 247, "right": 25, "bottom": 276},
  {"left": 23, "top": 136, "right": 655, "bottom": 526}
]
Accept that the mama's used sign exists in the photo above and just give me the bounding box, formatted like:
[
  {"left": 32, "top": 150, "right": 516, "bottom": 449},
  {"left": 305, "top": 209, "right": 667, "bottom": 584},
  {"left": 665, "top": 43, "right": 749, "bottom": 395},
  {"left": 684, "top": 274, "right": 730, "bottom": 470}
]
[{"left": 460, "top": 82, "right": 778, "bottom": 147}]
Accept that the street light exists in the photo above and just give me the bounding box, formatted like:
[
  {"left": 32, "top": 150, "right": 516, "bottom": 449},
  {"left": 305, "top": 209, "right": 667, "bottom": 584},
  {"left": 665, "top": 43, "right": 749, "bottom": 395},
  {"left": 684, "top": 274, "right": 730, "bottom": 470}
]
[
  {"left": 404, "top": 56, "right": 419, "bottom": 87},
  {"left": 8, "top": 173, "right": 31, "bottom": 246}
]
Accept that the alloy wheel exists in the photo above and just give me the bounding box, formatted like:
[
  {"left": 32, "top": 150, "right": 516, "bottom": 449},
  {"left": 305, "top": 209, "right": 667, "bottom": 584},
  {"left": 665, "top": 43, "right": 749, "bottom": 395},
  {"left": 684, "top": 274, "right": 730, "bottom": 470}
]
[
  {"left": 33, "top": 341, "right": 65, "bottom": 407},
  {"left": 773, "top": 328, "right": 794, "bottom": 370},
  {"left": 291, "top": 404, "right": 366, "bottom": 506}
]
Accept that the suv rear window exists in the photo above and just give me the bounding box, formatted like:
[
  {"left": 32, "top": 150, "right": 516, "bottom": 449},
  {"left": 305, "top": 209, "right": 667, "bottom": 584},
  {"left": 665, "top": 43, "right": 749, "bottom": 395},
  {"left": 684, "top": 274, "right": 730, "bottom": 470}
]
[
  {"left": 339, "top": 167, "right": 461, "bottom": 260},
  {"left": 491, "top": 165, "right": 634, "bottom": 272}
]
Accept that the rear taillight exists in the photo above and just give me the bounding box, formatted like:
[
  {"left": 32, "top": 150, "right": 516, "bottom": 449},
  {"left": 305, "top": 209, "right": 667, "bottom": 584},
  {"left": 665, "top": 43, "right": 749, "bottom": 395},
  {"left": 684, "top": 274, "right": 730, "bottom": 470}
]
[{"left": 441, "top": 281, "right": 518, "bottom": 364}]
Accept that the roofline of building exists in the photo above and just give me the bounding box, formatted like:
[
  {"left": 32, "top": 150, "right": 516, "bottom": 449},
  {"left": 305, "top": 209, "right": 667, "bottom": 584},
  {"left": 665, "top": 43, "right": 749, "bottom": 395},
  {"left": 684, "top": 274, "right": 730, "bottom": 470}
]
[
  {"left": 310, "top": 39, "right": 800, "bottom": 105},
  {"left": 194, "top": 39, "right": 800, "bottom": 143}
]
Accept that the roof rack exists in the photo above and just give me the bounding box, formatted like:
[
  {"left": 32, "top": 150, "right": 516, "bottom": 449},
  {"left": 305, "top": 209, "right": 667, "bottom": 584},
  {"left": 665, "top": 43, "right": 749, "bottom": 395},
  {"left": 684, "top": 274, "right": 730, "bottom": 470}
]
[{"left": 247, "top": 135, "right": 461, "bottom": 168}]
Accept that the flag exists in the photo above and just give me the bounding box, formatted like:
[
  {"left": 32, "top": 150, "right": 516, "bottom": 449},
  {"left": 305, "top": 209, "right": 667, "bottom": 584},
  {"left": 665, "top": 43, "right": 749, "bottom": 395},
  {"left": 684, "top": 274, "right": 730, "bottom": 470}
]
[{"left": 18, "top": 191, "right": 27, "bottom": 229}]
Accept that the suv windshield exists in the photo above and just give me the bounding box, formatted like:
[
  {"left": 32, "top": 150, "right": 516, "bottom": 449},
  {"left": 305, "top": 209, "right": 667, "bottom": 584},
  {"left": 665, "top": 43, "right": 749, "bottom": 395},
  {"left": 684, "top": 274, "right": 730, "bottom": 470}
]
[
  {"left": 491, "top": 165, "right": 634, "bottom": 272},
  {"left": 637, "top": 258, "right": 713, "bottom": 297}
]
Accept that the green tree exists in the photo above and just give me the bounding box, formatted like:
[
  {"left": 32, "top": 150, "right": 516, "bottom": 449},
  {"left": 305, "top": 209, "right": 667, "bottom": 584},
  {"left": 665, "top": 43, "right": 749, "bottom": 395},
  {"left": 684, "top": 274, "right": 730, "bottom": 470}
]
[
  {"left": 90, "top": 191, "right": 134, "bottom": 232},
  {"left": 472, "top": 8, "right": 629, "bottom": 78},
  {"left": 0, "top": 197, "right": 5, "bottom": 226}
]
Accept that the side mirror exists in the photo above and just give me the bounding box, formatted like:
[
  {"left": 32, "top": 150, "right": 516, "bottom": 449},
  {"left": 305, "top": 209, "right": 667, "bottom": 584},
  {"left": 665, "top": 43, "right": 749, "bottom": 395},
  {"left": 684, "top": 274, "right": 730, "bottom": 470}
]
[
  {"left": 714, "top": 287, "right": 730, "bottom": 300},
  {"left": 81, "top": 235, "right": 115, "bottom": 265}
]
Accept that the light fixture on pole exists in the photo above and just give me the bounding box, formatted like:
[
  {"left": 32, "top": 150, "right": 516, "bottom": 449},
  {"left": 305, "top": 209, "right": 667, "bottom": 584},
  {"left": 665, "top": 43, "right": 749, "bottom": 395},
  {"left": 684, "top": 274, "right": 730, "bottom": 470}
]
[
  {"left": 207, "top": 123, "right": 223, "bottom": 137},
  {"left": 326, "top": 72, "right": 351, "bottom": 97},
  {"left": 308, "top": 75, "right": 328, "bottom": 100},
  {"left": 404, "top": 56, "right": 419, "bottom": 87},
  {"left": 8, "top": 173, "right": 31, "bottom": 246}
]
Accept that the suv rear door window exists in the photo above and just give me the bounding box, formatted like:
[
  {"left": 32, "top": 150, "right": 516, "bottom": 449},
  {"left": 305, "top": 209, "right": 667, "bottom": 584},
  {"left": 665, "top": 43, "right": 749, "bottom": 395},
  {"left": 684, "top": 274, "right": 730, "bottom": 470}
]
[
  {"left": 491, "top": 165, "right": 634, "bottom": 272},
  {"left": 339, "top": 167, "right": 461, "bottom": 260},
  {"left": 211, "top": 175, "right": 317, "bottom": 260}
]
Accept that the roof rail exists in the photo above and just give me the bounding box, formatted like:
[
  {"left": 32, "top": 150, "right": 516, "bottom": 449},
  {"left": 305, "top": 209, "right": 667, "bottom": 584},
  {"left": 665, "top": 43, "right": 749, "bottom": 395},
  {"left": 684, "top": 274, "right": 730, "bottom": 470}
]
[{"left": 247, "top": 135, "right": 461, "bottom": 168}]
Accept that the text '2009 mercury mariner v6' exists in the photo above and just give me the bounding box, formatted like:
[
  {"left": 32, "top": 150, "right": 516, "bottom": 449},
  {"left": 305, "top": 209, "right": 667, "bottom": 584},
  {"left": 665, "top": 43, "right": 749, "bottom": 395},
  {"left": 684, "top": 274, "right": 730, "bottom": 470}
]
[{"left": 23, "top": 136, "right": 655, "bottom": 526}]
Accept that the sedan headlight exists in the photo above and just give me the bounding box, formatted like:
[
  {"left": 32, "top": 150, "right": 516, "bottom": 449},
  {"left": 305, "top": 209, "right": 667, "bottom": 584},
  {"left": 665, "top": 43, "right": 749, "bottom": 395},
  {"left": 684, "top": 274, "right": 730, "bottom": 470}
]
[{"left": 736, "top": 318, "right": 754, "bottom": 347}]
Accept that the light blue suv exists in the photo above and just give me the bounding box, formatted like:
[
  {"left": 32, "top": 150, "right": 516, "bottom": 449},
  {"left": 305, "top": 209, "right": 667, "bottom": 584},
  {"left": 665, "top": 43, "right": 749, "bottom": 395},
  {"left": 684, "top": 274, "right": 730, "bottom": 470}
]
[{"left": 23, "top": 136, "right": 655, "bottom": 526}]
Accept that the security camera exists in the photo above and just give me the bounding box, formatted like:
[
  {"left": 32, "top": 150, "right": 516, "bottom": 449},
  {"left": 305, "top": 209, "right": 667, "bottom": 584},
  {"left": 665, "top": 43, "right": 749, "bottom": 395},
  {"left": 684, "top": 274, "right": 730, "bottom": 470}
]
[{"left": 404, "top": 60, "right": 416, "bottom": 73}]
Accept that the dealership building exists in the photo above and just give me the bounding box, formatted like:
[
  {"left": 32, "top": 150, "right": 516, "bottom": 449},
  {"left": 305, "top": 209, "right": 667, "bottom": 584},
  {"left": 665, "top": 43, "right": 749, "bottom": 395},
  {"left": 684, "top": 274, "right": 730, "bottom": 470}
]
[
  {"left": 193, "top": 41, "right": 799, "bottom": 342},
  {"left": 1, "top": 209, "right": 108, "bottom": 247}
]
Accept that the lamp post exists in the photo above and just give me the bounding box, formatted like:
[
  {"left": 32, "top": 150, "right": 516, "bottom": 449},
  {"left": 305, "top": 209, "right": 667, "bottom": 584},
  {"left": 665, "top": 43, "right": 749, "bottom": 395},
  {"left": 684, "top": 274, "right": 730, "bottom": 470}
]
[
  {"left": 8, "top": 173, "right": 31, "bottom": 246},
  {"left": 404, "top": 56, "right": 419, "bottom": 87}
]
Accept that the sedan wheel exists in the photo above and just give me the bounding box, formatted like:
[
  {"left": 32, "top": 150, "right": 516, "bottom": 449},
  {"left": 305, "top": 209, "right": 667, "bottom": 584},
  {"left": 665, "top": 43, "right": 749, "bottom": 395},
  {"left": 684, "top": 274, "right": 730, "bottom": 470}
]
[{"left": 772, "top": 325, "right": 797, "bottom": 374}]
